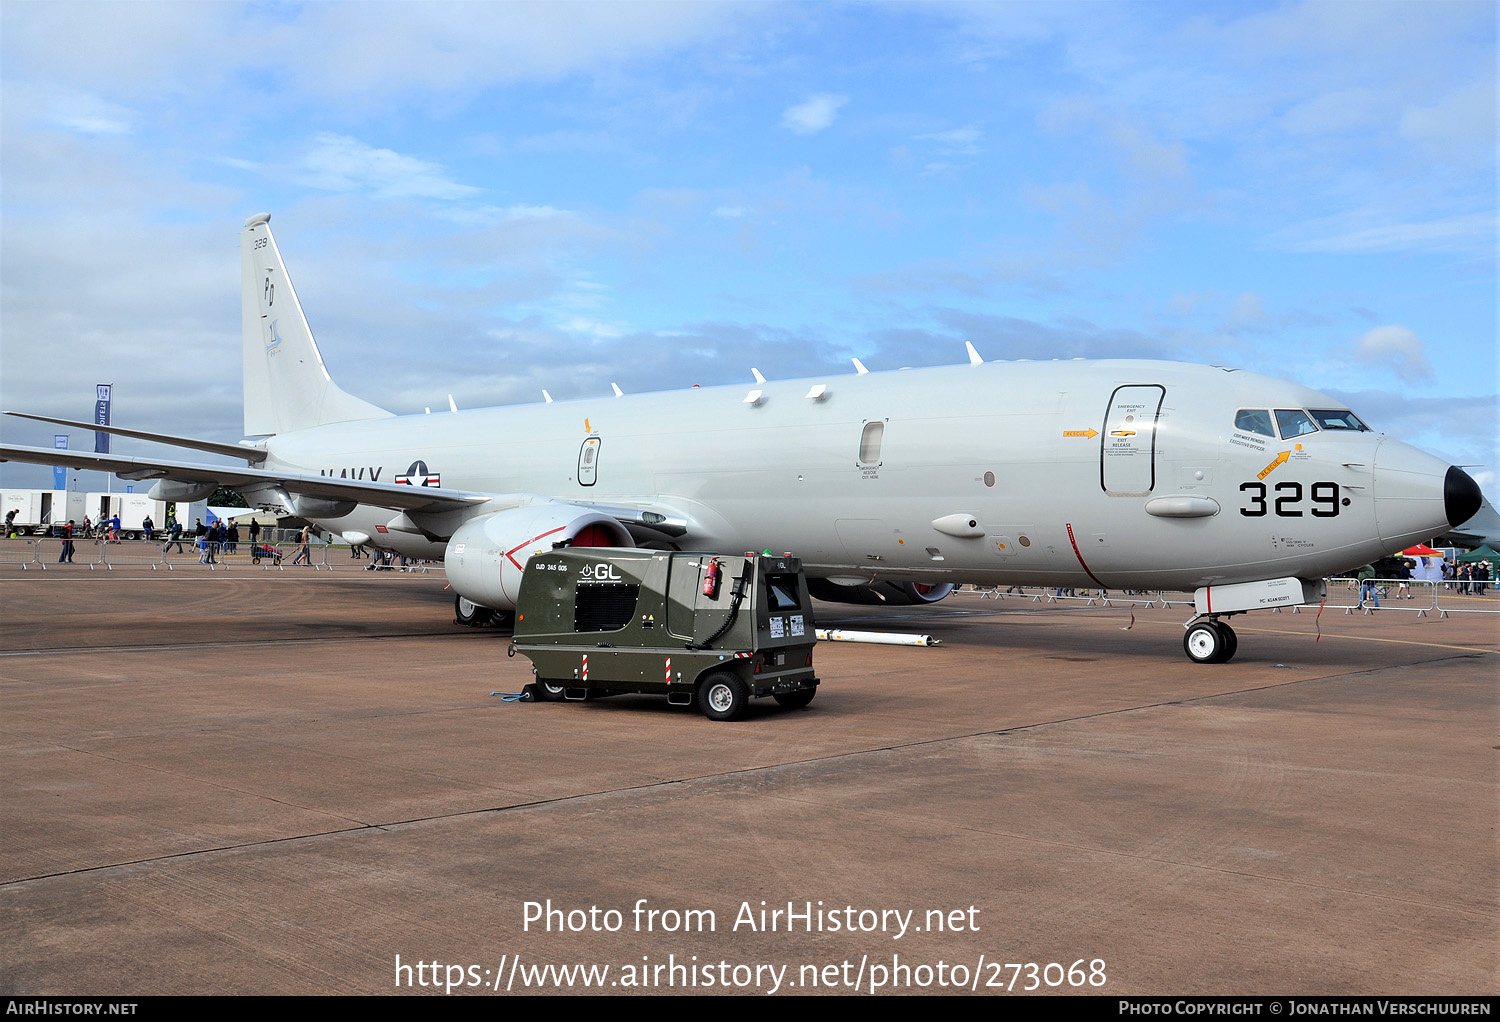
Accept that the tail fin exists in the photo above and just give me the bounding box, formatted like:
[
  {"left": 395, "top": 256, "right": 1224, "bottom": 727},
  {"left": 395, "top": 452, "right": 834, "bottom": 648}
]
[{"left": 240, "top": 214, "right": 392, "bottom": 436}]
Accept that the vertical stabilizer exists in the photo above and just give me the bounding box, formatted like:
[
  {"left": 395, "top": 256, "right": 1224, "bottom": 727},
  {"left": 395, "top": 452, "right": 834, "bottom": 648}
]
[{"left": 241, "top": 214, "right": 392, "bottom": 436}]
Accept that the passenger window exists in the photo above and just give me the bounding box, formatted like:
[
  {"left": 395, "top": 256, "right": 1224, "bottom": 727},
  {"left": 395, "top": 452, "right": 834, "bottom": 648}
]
[
  {"left": 1234, "top": 409, "right": 1275, "bottom": 437},
  {"left": 859, "top": 421, "right": 884, "bottom": 464},
  {"left": 1274, "top": 409, "right": 1318, "bottom": 439}
]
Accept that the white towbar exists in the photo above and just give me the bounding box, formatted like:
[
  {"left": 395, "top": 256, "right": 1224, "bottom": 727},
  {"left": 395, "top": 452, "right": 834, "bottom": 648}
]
[{"left": 815, "top": 628, "right": 942, "bottom": 647}]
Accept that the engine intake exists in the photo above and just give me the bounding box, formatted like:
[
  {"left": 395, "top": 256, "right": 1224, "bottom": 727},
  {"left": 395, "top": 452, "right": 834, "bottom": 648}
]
[{"left": 444, "top": 503, "right": 631, "bottom": 611}]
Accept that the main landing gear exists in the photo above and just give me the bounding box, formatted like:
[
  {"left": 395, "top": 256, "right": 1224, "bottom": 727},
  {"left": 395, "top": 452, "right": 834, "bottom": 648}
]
[{"left": 1183, "top": 617, "right": 1238, "bottom": 664}]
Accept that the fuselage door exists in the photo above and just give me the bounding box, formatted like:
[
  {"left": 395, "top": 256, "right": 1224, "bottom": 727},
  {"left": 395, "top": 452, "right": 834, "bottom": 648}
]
[
  {"left": 578, "top": 437, "right": 600, "bottom": 486},
  {"left": 1101, "top": 385, "right": 1165, "bottom": 495}
]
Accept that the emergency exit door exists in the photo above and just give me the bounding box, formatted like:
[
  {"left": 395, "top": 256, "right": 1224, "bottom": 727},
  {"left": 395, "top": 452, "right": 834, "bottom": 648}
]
[
  {"left": 577, "top": 437, "right": 600, "bottom": 486},
  {"left": 1100, "top": 385, "right": 1165, "bottom": 495}
]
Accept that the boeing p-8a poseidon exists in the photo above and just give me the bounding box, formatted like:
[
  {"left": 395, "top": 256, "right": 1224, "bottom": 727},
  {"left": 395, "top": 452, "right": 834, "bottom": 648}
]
[{"left": 3, "top": 214, "right": 1482, "bottom": 663}]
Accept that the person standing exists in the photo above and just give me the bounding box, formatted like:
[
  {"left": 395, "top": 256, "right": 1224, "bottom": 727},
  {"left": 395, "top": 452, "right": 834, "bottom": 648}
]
[
  {"left": 142, "top": 514, "right": 154, "bottom": 542},
  {"left": 292, "top": 526, "right": 311, "bottom": 566},
  {"left": 58, "top": 520, "right": 76, "bottom": 563},
  {"left": 1356, "top": 564, "right": 1380, "bottom": 609}
]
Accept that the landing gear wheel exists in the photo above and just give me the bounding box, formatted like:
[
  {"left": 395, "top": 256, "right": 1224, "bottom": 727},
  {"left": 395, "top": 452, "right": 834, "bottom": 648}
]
[
  {"left": 455, "top": 594, "right": 493, "bottom": 627},
  {"left": 773, "top": 689, "right": 816, "bottom": 710},
  {"left": 1217, "top": 621, "right": 1238, "bottom": 662},
  {"left": 699, "top": 672, "right": 749, "bottom": 721},
  {"left": 1184, "top": 620, "right": 1229, "bottom": 664},
  {"left": 534, "top": 679, "right": 567, "bottom": 701}
]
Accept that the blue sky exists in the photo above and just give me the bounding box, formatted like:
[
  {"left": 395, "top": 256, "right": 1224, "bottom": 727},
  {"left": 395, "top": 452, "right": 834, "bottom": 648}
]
[{"left": 1, "top": 0, "right": 1495, "bottom": 496}]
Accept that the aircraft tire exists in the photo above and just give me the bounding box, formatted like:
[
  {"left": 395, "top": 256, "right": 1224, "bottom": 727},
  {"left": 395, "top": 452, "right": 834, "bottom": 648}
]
[
  {"left": 773, "top": 688, "right": 816, "bottom": 710},
  {"left": 699, "top": 672, "right": 749, "bottom": 721},
  {"left": 1217, "top": 622, "right": 1238, "bottom": 662},
  {"left": 534, "top": 679, "right": 567, "bottom": 701},
  {"left": 1183, "top": 621, "right": 1228, "bottom": 664},
  {"left": 454, "top": 594, "right": 493, "bottom": 627}
]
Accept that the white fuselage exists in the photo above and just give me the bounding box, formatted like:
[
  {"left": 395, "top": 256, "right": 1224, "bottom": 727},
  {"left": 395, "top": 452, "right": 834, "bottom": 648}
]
[{"left": 260, "top": 358, "right": 1450, "bottom": 591}]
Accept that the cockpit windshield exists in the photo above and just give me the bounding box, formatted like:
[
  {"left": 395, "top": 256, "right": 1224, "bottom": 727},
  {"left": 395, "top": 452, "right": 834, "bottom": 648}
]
[
  {"left": 1234, "top": 409, "right": 1275, "bottom": 437},
  {"left": 1308, "top": 409, "right": 1370, "bottom": 431},
  {"left": 1274, "top": 408, "right": 1318, "bottom": 439}
]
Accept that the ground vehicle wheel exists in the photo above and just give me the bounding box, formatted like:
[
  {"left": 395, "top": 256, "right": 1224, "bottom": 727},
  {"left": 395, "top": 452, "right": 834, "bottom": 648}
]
[
  {"left": 773, "top": 689, "right": 816, "bottom": 709},
  {"left": 1217, "top": 621, "right": 1238, "bottom": 662},
  {"left": 454, "top": 594, "right": 494, "bottom": 627},
  {"left": 698, "top": 672, "right": 749, "bottom": 721},
  {"left": 533, "top": 679, "right": 567, "bottom": 701},
  {"left": 1183, "top": 621, "right": 1227, "bottom": 664}
]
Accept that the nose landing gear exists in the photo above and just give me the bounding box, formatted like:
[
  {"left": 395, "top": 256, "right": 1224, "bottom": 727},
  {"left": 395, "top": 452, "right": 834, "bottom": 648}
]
[{"left": 1183, "top": 618, "right": 1238, "bottom": 664}]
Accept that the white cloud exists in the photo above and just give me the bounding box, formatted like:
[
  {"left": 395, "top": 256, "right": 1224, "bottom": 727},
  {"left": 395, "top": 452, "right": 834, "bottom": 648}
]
[
  {"left": 299, "top": 134, "right": 480, "bottom": 200},
  {"left": 781, "top": 93, "right": 847, "bottom": 135},
  {"left": 915, "top": 126, "right": 982, "bottom": 154},
  {"left": 1350, "top": 325, "right": 1434, "bottom": 384},
  {"left": 1400, "top": 80, "right": 1497, "bottom": 164},
  {"left": 1271, "top": 212, "right": 1496, "bottom": 254}
]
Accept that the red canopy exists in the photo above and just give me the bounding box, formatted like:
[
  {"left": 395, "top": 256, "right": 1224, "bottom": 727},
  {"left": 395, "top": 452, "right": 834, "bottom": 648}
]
[{"left": 1400, "top": 544, "right": 1442, "bottom": 557}]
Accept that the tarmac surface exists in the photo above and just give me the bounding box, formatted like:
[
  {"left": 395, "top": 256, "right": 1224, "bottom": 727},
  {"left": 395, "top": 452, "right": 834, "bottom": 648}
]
[{"left": 1, "top": 565, "right": 1496, "bottom": 996}]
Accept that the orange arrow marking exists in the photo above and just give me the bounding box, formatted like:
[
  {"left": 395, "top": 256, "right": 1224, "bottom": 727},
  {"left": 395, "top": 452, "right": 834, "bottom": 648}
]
[
  {"left": 1063, "top": 429, "right": 1099, "bottom": 438},
  {"left": 1258, "top": 451, "right": 1290, "bottom": 479}
]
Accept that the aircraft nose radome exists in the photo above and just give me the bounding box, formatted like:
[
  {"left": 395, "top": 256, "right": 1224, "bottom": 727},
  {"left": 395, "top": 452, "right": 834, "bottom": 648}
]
[
  {"left": 1371, "top": 439, "right": 1457, "bottom": 548},
  {"left": 1445, "top": 466, "right": 1482, "bottom": 529}
]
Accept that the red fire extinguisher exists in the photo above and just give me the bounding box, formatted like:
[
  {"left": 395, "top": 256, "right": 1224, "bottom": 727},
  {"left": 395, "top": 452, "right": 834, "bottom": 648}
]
[{"left": 702, "top": 559, "right": 721, "bottom": 598}]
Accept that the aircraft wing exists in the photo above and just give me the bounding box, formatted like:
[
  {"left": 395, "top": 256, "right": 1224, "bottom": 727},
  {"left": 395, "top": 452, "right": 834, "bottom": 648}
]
[{"left": 0, "top": 443, "right": 491, "bottom": 514}]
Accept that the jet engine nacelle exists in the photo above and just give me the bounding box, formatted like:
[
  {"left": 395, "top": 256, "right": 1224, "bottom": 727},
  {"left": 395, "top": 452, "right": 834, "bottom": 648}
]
[
  {"left": 293, "top": 496, "right": 356, "bottom": 519},
  {"left": 444, "top": 502, "right": 632, "bottom": 611},
  {"left": 147, "top": 479, "right": 218, "bottom": 502},
  {"left": 806, "top": 578, "right": 957, "bottom": 606}
]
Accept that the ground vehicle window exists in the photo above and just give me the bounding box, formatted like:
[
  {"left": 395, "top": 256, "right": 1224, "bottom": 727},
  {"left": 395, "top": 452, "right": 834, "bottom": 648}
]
[
  {"left": 575, "top": 583, "right": 639, "bottom": 631},
  {"left": 766, "top": 575, "right": 801, "bottom": 610}
]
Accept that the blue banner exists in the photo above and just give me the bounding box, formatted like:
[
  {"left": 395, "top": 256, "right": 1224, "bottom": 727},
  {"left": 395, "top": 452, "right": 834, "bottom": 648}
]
[
  {"left": 53, "top": 435, "right": 67, "bottom": 490},
  {"left": 94, "top": 383, "right": 111, "bottom": 454}
]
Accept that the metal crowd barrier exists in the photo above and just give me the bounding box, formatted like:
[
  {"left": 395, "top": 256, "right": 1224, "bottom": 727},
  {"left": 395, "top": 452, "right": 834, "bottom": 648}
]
[
  {"left": 968, "top": 577, "right": 1497, "bottom": 618},
  {"left": 965, "top": 586, "right": 1194, "bottom": 609}
]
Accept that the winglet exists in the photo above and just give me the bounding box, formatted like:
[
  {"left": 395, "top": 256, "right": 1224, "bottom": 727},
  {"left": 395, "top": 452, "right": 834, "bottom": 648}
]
[
  {"left": 611, "top": 383, "right": 624, "bottom": 397},
  {"left": 852, "top": 358, "right": 870, "bottom": 376},
  {"left": 966, "top": 341, "right": 983, "bottom": 366},
  {"left": 542, "top": 390, "right": 553, "bottom": 404},
  {"left": 751, "top": 368, "right": 766, "bottom": 384}
]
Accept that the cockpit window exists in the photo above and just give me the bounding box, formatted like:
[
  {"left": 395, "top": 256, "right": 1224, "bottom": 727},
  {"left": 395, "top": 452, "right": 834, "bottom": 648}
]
[
  {"left": 1308, "top": 409, "right": 1370, "bottom": 431},
  {"left": 1234, "top": 409, "right": 1275, "bottom": 437},
  {"left": 1275, "top": 408, "right": 1319, "bottom": 439}
]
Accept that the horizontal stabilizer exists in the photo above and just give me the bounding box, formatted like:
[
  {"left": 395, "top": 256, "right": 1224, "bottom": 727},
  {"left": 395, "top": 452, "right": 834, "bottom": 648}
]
[{"left": 3, "top": 411, "right": 267, "bottom": 464}]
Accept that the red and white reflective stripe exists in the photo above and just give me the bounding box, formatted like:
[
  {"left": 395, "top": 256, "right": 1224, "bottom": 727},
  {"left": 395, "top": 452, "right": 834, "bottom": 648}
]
[
  {"left": 582, "top": 655, "right": 588, "bottom": 682},
  {"left": 733, "top": 651, "right": 751, "bottom": 659},
  {"left": 665, "top": 657, "right": 672, "bottom": 683}
]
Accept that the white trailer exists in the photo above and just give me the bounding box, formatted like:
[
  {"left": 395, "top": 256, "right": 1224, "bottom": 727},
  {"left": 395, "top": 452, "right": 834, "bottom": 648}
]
[
  {"left": 1, "top": 489, "right": 85, "bottom": 535},
  {"left": 86, "top": 493, "right": 205, "bottom": 539}
]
